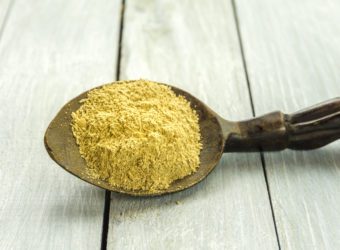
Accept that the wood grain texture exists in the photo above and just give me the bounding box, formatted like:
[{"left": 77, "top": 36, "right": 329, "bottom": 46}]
[
  {"left": 0, "top": 0, "right": 121, "bottom": 249},
  {"left": 108, "top": 0, "right": 278, "bottom": 249},
  {"left": 236, "top": 0, "right": 340, "bottom": 249}
]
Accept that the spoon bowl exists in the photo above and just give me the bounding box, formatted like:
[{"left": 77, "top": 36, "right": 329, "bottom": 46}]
[
  {"left": 44, "top": 80, "right": 340, "bottom": 196},
  {"left": 44, "top": 81, "right": 229, "bottom": 196}
]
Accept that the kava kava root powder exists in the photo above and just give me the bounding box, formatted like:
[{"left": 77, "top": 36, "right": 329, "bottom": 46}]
[{"left": 71, "top": 80, "right": 202, "bottom": 192}]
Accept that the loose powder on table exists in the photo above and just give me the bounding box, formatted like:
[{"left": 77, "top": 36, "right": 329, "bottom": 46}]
[{"left": 71, "top": 79, "right": 202, "bottom": 192}]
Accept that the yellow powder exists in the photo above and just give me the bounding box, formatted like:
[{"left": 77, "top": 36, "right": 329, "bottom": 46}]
[{"left": 71, "top": 79, "right": 202, "bottom": 192}]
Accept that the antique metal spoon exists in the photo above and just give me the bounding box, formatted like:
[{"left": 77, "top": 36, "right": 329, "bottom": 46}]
[{"left": 44, "top": 80, "right": 340, "bottom": 196}]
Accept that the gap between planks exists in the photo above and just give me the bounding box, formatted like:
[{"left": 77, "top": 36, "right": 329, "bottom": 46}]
[
  {"left": 101, "top": 0, "right": 126, "bottom": 249},
  {"left": 231, "top": 0, "right": 281, "bottom": 248}
]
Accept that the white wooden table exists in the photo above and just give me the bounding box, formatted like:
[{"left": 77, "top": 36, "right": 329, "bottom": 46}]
[{"left": 1, "top": 0, "right": 339, "bottom": 249}]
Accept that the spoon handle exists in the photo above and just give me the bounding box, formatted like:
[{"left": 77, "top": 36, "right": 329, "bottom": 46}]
[{"left": 225, "top": 98, "right": 340, "bottom": 152}]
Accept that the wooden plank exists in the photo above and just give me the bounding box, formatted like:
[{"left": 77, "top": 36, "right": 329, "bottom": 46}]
[
  {"left": 236, "top": 0, "right": 340, "bottom": 249},
  {"left": 108, "top": 0, "right": 279, "bottom": 249},
  {"left": 0, "top": 0, "right": 121, "bottom": 249}
]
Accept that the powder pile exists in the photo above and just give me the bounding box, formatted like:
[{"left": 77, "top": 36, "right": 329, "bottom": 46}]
[{"left": 71, "top": 80, "right": 202, "bottom": 192}]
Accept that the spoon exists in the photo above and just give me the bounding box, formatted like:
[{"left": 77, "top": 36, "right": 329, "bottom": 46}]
[{"left": 44, "top": 80, "right": 340, "bottom": 196}]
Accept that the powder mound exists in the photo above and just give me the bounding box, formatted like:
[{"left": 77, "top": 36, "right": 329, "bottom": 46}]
[{"left": 71, "top": 79, "right": 202, "bottom": 192}]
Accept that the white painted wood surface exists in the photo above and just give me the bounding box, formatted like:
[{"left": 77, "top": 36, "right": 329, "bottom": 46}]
[
  {"left": 2, "top": 0, "right": 338, "bottom": 248},
  {"left": 0, "top": 0, "right": 121, "bottom": 249},
  {"left": 108, "top": 0, "right": 278, "bottom": 249},
  {"left": 236, "top": 0, "right": 340, "bottom": 249},
  {"left": 0, "top": 0, "right": 11, "bottom": 30}
]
